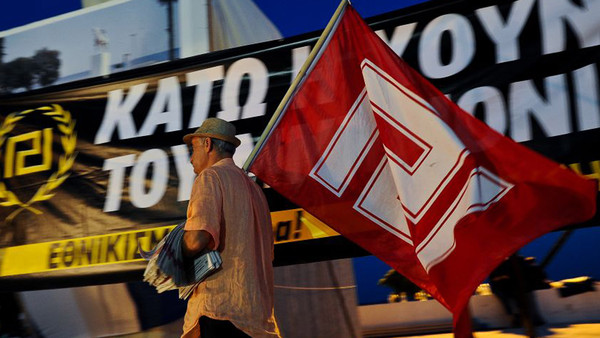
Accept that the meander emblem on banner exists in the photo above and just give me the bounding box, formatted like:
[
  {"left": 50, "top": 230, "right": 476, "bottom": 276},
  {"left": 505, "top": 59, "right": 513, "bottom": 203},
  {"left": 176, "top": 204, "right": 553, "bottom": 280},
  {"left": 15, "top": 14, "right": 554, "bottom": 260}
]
[{"left": 0, "top": 104, "right": 77, "bottom": 222}]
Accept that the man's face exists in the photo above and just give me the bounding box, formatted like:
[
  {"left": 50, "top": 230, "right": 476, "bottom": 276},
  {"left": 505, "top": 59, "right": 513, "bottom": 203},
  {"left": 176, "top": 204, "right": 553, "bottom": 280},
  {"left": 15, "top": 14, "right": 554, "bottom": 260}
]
[{"left": 189, "top": 137, "right": 208, "bottom": 174}]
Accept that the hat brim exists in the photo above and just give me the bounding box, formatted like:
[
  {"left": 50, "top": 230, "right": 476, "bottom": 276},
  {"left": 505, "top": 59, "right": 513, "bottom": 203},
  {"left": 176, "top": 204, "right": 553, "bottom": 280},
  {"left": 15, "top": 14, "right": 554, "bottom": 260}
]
[{"left": 183, "top": 132, "right": 241, "bottom": 147}]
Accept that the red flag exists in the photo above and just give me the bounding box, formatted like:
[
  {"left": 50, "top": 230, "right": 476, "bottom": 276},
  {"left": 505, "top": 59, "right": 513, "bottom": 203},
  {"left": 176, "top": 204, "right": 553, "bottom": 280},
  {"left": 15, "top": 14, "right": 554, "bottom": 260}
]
[{"left": 246, "top": 3, "right": 596, "bottom": 336}]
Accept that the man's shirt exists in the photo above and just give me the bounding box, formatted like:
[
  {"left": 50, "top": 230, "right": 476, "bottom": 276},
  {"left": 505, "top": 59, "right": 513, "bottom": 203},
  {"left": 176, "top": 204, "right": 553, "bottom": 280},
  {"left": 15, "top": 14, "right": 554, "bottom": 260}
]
[{"left": 182, "top": 158, "right": 280, "bottom": 338}]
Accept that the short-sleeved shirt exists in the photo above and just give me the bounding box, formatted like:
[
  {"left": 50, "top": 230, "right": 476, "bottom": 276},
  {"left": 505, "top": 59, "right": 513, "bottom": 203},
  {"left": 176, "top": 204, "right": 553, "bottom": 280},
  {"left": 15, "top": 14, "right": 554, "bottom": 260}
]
[{"left": 182, "top": 158, "right": 280, "bottom": 338}]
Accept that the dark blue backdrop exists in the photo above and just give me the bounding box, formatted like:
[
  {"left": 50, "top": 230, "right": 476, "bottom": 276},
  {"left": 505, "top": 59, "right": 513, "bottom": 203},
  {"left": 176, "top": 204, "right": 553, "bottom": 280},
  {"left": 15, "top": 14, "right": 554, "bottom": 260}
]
[
  {"left": 353, "top": 227, "right": 600, "bottom": 305},
  {"left": 0, "top": 0, "right": 428, "bottom": 36}
]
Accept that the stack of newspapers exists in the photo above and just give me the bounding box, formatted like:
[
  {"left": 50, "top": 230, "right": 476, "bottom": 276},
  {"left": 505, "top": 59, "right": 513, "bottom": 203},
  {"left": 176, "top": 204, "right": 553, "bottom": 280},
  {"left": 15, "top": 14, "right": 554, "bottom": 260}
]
[{"left": 140, "top": 222, "right": 222, "bottom": 299}]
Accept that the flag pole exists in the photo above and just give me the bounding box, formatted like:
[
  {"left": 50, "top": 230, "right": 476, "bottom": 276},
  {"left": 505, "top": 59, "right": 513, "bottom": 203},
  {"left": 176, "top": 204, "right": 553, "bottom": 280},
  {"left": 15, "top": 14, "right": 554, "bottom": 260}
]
[{"left": 243, "top": 0, "right": 349, "bottom": 172}]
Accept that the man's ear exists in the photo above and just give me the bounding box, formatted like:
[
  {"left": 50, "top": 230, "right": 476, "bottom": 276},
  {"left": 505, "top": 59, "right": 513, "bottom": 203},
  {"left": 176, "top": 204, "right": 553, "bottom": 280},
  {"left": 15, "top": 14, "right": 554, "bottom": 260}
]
[{"left": 204, "top": 137, "right": 213, "bottom": 152}]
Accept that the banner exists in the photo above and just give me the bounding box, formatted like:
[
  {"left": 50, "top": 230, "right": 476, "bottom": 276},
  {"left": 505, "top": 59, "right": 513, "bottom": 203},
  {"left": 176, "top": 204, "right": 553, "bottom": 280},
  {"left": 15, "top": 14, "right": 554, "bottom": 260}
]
[
  {"left": 1, "top": 0, "right": 599, "bottom": 281},
  {"left": 0, "top": 209, "right": 335, "bottom": 278}
]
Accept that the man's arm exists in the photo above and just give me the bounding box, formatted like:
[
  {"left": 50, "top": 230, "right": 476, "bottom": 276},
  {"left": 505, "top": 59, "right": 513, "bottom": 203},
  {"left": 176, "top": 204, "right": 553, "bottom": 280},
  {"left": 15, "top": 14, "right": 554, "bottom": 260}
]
[{"left": 182, "top": 230, "right": 213, "bottom": 258}]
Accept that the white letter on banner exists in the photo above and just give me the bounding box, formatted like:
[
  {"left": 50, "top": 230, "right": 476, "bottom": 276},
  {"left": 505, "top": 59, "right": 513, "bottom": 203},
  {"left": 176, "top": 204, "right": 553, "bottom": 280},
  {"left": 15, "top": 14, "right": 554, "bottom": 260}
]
[
  {"left": 103, "top": 154, "right": 136, "bottom": 212},
  {"left": 171, "top": 144, "right": 195, "bottom": 201},
  {"left": 94, "top": 84, "right": 148, "bottom": 144},
  {"left": 419, "top": 14, "right": 475, "bottom": 78},
  {"left": 476, "top": 0, "right": 535, "bottom": 63},
  {"left": 130, "top": 149, "right": 169, "bottom": 208},
  {"left": 509, "top": 74, "right": 570, "bottom": 142},
  {"left": 232, "top": 133, "right": 255, "bottom": 168},
  {"left": 218, "top": 58, "right": 268, "bottom": 120},
  {"left": 187, "top": 66, "right": 225, "bottom": 128},
  {"left": 573, "top": 64, "right": 600, "bottom": 131},
  {"left": 376, "top": 23, "right": 417, "bottom": 58},
  {"left": 361, "top": 59, "right": 512, "bottom": 271},
  {"left": 540, "top": 0, "right": 600, "bottom": 54},
  {"left": 457, "top": 86, "right": 508, "bottom": 135},
  {"left": 292, "top": 46, "right": 311, "bottom": 81},
  {"left": 138, "top": 76, "right": 183, "bottom": 137}
]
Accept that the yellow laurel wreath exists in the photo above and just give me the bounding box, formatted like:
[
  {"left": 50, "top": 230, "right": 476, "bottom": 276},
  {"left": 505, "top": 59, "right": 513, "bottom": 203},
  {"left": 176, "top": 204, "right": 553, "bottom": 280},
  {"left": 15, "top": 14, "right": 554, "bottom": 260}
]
[{"left": 0, "top": 104, "right": 77, "bottom": 222}]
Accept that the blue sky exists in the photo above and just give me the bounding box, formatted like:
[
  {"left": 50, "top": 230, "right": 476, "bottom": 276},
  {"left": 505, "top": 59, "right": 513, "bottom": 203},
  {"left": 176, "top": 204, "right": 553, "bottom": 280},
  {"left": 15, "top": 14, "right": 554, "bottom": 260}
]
[
  {"left": 0, "top": 0, "right": 429, "bottom": 82},
  {"left": 253, "top": 0, "right": 428, "bottom": 36},
  {"left": 0, "top": 0, "right": 81, "bottom": 31},
  {"left": 1, "top": 0, "right": 428, "bottom": 34},
  {"left": 1, "top": 1, "right": 169, "bottom": 80}
]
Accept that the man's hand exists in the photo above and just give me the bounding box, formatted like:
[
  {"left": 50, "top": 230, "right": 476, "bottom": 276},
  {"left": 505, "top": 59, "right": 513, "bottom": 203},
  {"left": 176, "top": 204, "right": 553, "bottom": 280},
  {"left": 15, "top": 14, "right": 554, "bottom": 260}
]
[{"left": 182, "top": 230, "right": 213, "bottom": 258}]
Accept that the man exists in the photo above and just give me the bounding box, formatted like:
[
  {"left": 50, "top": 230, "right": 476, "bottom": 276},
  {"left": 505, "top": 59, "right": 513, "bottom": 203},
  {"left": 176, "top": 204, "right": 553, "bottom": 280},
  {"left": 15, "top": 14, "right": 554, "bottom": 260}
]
[{"left": 181, "top": 118, "right": 280, "bottom": 338}]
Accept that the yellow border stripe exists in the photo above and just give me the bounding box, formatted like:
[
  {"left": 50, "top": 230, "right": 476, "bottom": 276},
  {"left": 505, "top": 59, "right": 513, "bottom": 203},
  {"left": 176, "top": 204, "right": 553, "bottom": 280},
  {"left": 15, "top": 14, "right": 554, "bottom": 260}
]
[
  {"left": 0, "top": 209, "right": 338, "bottom": 277},
  {"left": 0, "top": 225, "right": 175, "bottom": 277}
]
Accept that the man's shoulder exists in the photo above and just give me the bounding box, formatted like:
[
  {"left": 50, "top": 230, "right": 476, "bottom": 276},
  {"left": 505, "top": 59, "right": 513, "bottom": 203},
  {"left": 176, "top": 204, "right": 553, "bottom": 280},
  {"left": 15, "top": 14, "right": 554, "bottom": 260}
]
[
  {"left": 204, "top": 159, "right": 253, "bottom": 185},
  {"left": 198, "top": 166, "right": 221, "bottom": 180},
  {"left": 208, "top": 159, "right": 242, "bottom": 176}
]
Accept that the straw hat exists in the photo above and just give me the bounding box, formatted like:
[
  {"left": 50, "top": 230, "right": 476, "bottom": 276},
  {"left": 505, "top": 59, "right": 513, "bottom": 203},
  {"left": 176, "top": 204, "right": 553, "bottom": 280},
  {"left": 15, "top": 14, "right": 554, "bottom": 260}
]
[{"left": 183, "top": 118, "right": 241, "bottom": 147}]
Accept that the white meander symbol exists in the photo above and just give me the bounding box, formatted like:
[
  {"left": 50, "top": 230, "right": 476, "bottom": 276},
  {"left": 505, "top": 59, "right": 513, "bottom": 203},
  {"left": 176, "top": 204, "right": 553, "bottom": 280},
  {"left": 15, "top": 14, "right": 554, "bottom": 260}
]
[{"left": 309, "top": 59, "right": 513, "bottom": 272}]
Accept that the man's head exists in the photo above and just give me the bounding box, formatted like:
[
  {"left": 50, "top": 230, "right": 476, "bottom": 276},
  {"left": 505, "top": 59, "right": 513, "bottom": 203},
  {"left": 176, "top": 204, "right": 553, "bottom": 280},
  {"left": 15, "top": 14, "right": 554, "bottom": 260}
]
[{"left": 183, "top": 118, "right": 240, "bottom": 174}]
